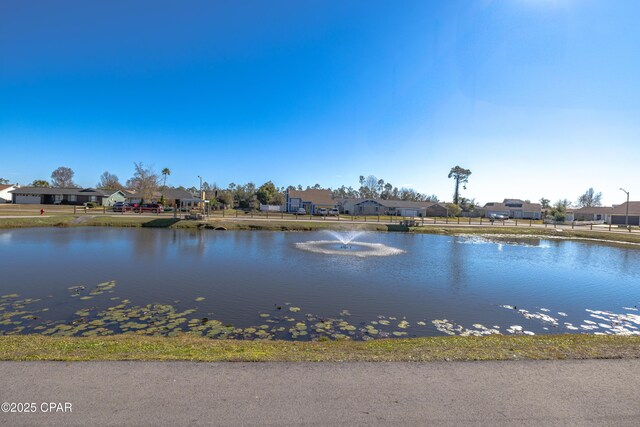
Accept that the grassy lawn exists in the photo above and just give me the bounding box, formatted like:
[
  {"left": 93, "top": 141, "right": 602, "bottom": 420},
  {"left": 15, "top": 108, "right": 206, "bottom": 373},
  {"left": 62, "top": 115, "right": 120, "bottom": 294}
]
[
  {"left": 0, "top": 334, "right": 638, "bottom": 362},
  {"left": 1, "top": 214, "right": 639, "bottom": 243}
]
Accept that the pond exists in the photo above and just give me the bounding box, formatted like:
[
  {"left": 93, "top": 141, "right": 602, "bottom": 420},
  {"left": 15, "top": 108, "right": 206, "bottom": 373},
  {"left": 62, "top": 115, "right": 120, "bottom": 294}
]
[{"left": 0, "top": 228, "right": 639, "bottom": 339}]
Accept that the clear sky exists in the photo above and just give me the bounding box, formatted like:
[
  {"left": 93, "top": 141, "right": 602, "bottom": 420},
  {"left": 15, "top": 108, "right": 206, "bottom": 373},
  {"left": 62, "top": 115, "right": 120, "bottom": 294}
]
[{"left": 1, "top": 0, "right": 639, "bottom": 205}]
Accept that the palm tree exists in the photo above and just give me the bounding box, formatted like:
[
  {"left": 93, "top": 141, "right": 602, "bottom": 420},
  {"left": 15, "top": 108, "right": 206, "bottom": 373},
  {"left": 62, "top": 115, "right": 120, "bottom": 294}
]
[{"left": 161, "top": 168, "right": 171, "bottom": 205}]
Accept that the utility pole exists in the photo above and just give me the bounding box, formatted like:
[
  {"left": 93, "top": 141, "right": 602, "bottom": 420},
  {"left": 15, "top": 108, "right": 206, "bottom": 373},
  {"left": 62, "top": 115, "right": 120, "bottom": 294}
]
[
  {"left": 198, "top": 175, "right": 203, "bottom": 212},
  {"left": 620, "top": 188, "right": 630, "bottom": 231}
]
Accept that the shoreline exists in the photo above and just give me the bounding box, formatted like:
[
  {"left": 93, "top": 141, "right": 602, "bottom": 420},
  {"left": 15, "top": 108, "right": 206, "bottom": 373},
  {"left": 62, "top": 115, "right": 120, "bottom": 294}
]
[
  {"left": 1, "top": 217, "right": 639, "bottom": 361},
  {"left": 1, "top": 214, "right": 640, "bottom": 245},
  {"left": 1, "top": 334, "right": 639, "bottom": 362}
]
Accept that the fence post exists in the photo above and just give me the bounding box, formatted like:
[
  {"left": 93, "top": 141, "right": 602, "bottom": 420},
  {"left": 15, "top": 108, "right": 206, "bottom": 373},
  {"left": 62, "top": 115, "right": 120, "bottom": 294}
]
[
  {"left": 468, "top": 217, "right": 471, "bottom": 225},
  {"left": 572, "top": 221, "right": 574, "bottom": 229},
  {"left": 235, "top": 210, "right": 238, "bottom": 218},
  {"left": 480, "top": 217, "right": 482, "bottom": 225},
  {"left": 457, "top": 217, "right": 460, "bottom": 224},
  {"left": 73, "top": 206, "right": 76, "bottom": 214},
  {"left": 433, "top": 217, "right": 436, "bottom": 224},
  {"left": 422, "top": 217, "right": 424, "bottom": 226},
  {"left": 590, "top": 223, "right": 593, "bottom": 230},
  {"left": 281, "top": 212, "right": 284, "bottom": 219},
  {"left": 529, "top": 219, "right": 532, "bottom": 227},
  {"left": 377, "top": 215, "right": 380, "bottom": 222},
  {"left": 609, "top": 223, "right": 611, "bottom": 231},
  {"left": 515, "top": 219, "right": 518, "bottom": 226},
  {"left": 502, "top": 220, "right": 505, "bottom": 226},
  {"left": 446, "top": 217, "right": 448, "bottom": 224}
]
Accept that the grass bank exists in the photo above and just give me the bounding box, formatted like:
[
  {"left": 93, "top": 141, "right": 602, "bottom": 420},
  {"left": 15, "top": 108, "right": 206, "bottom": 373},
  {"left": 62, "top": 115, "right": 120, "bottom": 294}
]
[
  {"left": 1, "top": 215, "right": 639, "bottom": 244},
  {"left": 0, "top": 215, "right": 388, "bottom": 232},
  {"left": 0, "top": 335, "right": 638, "bottom": 362},
  {"left": 410, "top": 225, "right": 640, "bottom": 244}
]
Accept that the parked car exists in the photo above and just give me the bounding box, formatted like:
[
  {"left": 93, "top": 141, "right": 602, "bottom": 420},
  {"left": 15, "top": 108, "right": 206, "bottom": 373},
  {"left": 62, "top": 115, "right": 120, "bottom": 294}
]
[
  {"left": 328, "top": 208, "right": 339, "bottom": 216},
  {"left": 316, "top": 208, "right": 328, "bottom": 216},
  {"left": 133, "top": 203, "right": 163, "bottom": 213},
  {"left": 112, "top": 202, "right": 133, "bottom": 212},
  {"left": 296, "top": 208, "right": 307, "bottom": 214},
  {"left": 490, "top": 214, "right": 509, "bottom": 221}
]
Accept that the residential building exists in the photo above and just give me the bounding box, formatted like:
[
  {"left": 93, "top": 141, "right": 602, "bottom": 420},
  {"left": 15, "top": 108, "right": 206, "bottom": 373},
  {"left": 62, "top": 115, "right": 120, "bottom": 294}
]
[
  {"left": 10, "top": 187, "right": 126, "bottom": 206},
  {"left": 0, "top": 184, "right": 16, "bottom": 203},
  {"left": 481, "top": 199, "right": 542, "bottom": 220},
  {"left": 286, "top": 189, "right": 336, "bottom": 214},
  {"left": 609, "top": 202, "right": 640, "bottom": 226},
  {"left": 123, "top": 188, "right": 195, "bottom": 206},
  {"left": 339, "top": 199, "right": 448, "bottom": 217},
  {"left": 573, "top": 206, "right": 614, "bottom": 222}
]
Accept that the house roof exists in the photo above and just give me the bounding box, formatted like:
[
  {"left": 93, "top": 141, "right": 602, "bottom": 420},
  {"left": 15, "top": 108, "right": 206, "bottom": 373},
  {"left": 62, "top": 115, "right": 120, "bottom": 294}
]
[
  {"left": 122, "top": 188, "right": 195, "bottom": 201},
  {"left": 9, "top": 187, "right": 117, "bottom": 196},
  {"left": 287, "top": 189, "right": 335, "bottom": 205},
  {"left": 163, "top": 188, "right": 195, "bottom": 200},
  {"left": 345, "top": 198, "right": 443, "bottom": 209},
  {"left": 610, "top": 201, "right": 640, "bottom": 215},
  {"left": 574, "top": 206, "right": 615, "bottom": 214},
  {"left": 483, "top": 201, "right": 542, "bottom": 211},
  {"left": 0, "top": 184, "right": 14, "bottom": 191}
]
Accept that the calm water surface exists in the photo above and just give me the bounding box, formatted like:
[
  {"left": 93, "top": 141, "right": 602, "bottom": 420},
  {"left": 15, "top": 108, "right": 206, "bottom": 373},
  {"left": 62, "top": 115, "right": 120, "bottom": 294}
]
[{"left": 1, "top": 228, "right": 639, "bottom": 338}]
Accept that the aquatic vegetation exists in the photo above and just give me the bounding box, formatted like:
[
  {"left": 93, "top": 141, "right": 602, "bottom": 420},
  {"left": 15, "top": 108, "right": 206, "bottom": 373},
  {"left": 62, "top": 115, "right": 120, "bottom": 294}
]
[
  {"left": 500, "top": 305, "right": 640, "bottom": 336},
  {"left": 1, "top": 281, "right": 639, "bottom": 341}
]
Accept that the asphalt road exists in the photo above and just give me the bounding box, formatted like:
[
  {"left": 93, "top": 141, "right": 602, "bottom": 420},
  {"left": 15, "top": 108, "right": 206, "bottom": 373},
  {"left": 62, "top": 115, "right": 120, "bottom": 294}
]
[{"left": 1, "top": 359, "right": 638, "bottom": 426}]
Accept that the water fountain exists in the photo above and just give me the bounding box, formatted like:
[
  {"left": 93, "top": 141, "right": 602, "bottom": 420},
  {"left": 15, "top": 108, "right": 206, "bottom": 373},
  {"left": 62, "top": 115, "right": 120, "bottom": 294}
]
[{"left": 294, "top": 230, "right": 405, "bottom": 257}]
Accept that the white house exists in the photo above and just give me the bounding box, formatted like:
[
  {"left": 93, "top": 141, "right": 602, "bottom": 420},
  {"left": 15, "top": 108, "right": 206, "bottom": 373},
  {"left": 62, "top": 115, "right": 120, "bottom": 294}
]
[{"left": 0, "top": 184, "right": 16, "bottom": 203}]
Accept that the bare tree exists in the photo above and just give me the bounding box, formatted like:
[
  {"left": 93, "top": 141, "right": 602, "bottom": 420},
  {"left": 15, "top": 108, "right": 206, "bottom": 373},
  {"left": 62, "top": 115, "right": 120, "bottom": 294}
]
[
  {"left": 448, "top": 166, "right": 471, "bottom": 205},
  {"left": 50, "top": 166, "right": 77, "bottom": 188},
  {"left": 359, "top": 175, "right": 382, "bottom": 198},
  {"left": 97, "top": 171, "right": 123, "bottom": 190},
  {"left": 126, "top": 162, "right": 160, "bottom": 203},
  {"left": 577, "top": 188, "right": 602, "bottom": 208}
]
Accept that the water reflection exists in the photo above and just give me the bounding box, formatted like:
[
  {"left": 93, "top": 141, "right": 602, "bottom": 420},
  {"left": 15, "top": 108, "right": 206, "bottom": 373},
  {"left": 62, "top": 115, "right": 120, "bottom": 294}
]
[{"left": 0, "top": 228, "right": 639, "bottom": 336}]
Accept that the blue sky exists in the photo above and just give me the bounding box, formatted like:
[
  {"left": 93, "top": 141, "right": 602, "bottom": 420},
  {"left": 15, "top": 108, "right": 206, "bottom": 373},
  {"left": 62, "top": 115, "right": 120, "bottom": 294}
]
[{"left": 1, "top": 0, "right": 639, "bottom": 205}]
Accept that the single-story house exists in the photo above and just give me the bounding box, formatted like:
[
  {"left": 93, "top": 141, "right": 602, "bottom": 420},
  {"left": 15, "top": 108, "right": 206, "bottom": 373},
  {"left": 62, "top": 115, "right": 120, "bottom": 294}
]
[
  {"left": 0, "top": 184, "right": 17, "bottom": 203},
  {"left": 286, "top": 189, "right": 336, "bottom": 214},
  {"left": 339, "top": 199, "right": 448, "bottom": 217},
  {"left": 123, "top": 188, "right": 196, "bottom": 206},
  {"left": 608, "top": 202, "right": 640, "bottom": 226},
  {"left": 481, "top": 199, "right": 542, "bottom": 220},
  {"left": 10, "top": 187, "right": 126, "bottom": 206},
  {"left": 573, "top": 206, "right": 614, "bottom": 222}
]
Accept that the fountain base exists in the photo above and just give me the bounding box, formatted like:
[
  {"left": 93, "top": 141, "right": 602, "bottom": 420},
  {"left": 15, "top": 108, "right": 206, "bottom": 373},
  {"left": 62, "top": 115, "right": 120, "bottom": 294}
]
[{"left": 295, "top": 240, "right": 404, "bottom": 257}]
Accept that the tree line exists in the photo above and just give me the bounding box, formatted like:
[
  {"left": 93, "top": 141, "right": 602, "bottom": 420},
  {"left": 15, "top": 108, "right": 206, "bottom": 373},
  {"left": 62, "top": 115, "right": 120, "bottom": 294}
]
[{"left": 2, "top": 164, "right": 607, "bottom": 213}]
